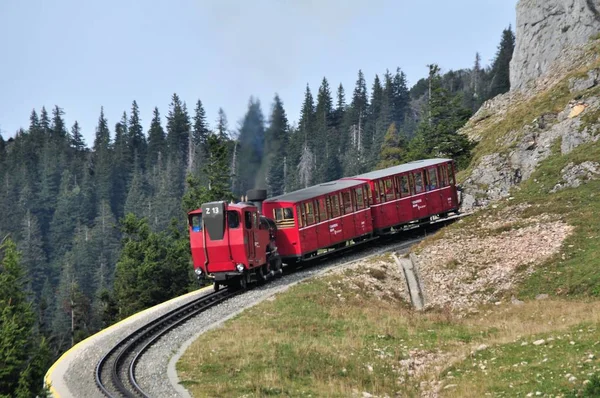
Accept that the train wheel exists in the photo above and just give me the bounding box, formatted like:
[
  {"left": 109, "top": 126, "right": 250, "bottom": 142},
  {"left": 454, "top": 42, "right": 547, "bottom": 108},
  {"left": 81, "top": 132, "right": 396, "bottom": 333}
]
[
  {"left": 213, "top": 282, "right": 220, "bottom": 292},
  {"left": 239, "top": 274, "right": 248, "bottom": 291},
  {"left": 273, "top": 257, "right": 283, "bottom": 277}
]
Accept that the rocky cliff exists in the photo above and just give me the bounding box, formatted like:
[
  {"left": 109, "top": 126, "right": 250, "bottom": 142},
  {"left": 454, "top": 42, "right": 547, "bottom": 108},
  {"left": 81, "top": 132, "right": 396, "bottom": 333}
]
[
  {"left": 510, "top": 0, "right": 600, "bottom": 91},
  {"left": 457, "top": 0, "right": 600, "bottom": 211}
]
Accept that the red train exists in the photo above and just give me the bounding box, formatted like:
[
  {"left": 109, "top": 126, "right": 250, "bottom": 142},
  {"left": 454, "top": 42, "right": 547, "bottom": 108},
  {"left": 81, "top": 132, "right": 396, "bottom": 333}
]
[{"left": 188, "top": 158, "right": 460, "bottom": 290}]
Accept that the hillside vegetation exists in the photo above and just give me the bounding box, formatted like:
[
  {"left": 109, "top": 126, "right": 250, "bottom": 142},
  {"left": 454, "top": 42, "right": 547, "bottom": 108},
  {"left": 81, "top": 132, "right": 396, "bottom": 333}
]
[{"left": 177, "top": 38, "right": 600, "bottom": 397}]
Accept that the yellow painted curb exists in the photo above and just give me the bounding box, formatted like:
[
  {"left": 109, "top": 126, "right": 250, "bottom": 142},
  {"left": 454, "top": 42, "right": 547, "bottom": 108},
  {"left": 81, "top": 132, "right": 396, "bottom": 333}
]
[{"left": 44, "top": 286, "right": 212, "bottom": 397}]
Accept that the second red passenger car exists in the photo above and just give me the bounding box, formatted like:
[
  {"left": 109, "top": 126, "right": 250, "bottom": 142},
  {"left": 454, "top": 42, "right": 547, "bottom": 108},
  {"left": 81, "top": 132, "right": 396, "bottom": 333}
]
[{"left": 342, "top": 158, "right": 459, "bottom": 233}]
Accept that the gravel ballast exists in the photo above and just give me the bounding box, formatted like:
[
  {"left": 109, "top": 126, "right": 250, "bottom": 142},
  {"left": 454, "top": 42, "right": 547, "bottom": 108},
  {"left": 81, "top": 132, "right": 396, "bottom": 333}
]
[{"left": 46, "top": 236, "right": 424, "bottom": 398}]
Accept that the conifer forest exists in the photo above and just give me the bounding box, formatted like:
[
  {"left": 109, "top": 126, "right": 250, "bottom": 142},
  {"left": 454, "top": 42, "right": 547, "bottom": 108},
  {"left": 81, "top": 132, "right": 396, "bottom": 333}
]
[{"left": 0, "top": 26, "right": 515, "bottom": 397}]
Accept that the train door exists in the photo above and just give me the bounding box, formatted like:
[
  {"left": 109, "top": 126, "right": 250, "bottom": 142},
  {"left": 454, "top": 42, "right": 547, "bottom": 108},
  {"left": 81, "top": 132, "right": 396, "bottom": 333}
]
[
  {"left": 353, "top": 185, "right": 369, "bottom": 235},
  {"left": 341, "top": 190, "right": 356, "bottom": 240},
  {"left": 297, "top": 203, "right": 307, "bottom": 254},
  {"left": 244, "top": 210, "right": 256, "bottom": 265},
  {"left": 410, "top": 170, "right": 429, "bottom": 220},
  {"left": 252, "top": 211, "right": 266, "bottom": 266},
  {"left": 315, "top": 197, "right": 330, "bottom": 248},
  {"left": 397, "top": 174, "right": 412, "bottom": 223},
  {"left": 327, "top": 194, "right": 343, "bottom": 245},
  {"left": 437, "top": 163, "right": 453, "bottom": 212},
  {"left": 425, "top": 167, "right": 443, "bottom": 215}
]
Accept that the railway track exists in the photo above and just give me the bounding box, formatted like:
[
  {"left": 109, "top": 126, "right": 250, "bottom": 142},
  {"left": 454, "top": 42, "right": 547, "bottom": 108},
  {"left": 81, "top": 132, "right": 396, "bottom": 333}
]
[
  {"left": 93, "top": 212, "right": 468, "bottom": 398},
  {"left": 94, "top": 289, "right": 239, "bottom": 397}
]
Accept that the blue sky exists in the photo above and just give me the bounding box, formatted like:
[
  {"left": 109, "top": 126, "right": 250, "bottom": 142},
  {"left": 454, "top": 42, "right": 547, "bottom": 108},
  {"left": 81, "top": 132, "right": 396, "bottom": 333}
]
[{"left": 0, "top": 0, "right": 516, "bottom": 145}]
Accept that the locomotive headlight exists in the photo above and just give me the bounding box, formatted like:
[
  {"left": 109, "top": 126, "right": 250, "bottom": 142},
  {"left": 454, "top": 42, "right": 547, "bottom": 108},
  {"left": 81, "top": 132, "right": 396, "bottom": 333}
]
[
  {"left": 236, "top": 263, "right": 245, "bottom": 272},
  {"left": 194, "top": 268, "right": 203, "bottom": 276}
]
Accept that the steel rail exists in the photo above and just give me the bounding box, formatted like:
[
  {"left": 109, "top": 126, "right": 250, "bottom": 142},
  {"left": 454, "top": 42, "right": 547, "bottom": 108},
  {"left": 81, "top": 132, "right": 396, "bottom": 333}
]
[{"left": 95, "top": 289, "right": 238, "bottom": 397}]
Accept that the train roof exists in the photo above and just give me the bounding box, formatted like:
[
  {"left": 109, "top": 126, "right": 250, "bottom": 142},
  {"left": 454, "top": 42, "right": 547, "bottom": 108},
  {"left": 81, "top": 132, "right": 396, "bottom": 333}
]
[
  {"left": 264, "top": 179, "right": 366, "bottom": 204},
  {"left": 342, "top": 158, "right": 452, "bottom": 181}
]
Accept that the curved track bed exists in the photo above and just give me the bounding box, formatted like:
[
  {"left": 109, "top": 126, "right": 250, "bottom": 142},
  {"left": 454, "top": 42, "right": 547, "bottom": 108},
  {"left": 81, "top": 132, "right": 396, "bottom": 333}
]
[{"left": 95, "top": 289, "right": 239, "bottom": 397}]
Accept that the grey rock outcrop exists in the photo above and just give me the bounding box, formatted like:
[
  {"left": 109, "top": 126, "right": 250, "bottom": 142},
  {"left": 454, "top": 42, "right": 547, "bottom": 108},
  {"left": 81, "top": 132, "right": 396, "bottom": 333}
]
[
  {"left": 510, "top": 0, "right": 600, "bottom": 91},
  {"left": 460, "top": 97, "right": 600, "bottom": 211}
]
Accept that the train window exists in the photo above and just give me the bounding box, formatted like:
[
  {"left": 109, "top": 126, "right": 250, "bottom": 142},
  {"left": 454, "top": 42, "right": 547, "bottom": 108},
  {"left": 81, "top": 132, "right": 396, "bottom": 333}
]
[
  {"left": 342, "top": 191, "right": 353, "bottom": 214},
  {"left": 366, "top": 185, "right": 373, "bottom": 205},
  {"left": 298, "top": 204, "right": 307, "bottom": 227},
  {"left": 414, "top": 171, "right": 424, "bottom": 194},
  {"left": 438, "top": 165, "right": 447, "bottom": 187},
  {"left": 326, "top": 197, "right": 332, "bottom": 219},
  {"left": 400, "top": 175, "right": 410, "bottom": 197},
  {"left": 305, "top": 202, "right": 315, "bottom": 225},
  {"left": 273, "top": 207, "right": 294, "bottom": 228},
  {"left": 373, "top": 181, "right": 380, "bottom": 203},
  {"left": 448, "top": 164, "right": 455, "bottom": 185},
  {"left": 378, "top": 181, "right": 386, "bottom": 202},
  {"left": 394, "top": 176, "right": 401, "bottom": 197},
  {"left": 318, "top": 198, "right": 327, "bottom": 222},
  {"left": 428, "top": 168, "right": 438, "bottom": 190},
  {"left": 313, "top": 200, "right": 321, "bottom": 223},
  {"left": 227, "top": 211, "right": 240, "bottom": 228},
  {"left": 355, "top": 187, "right": 365, "bottom": 209},
  {"left": 245, "top": 211, "right": 252, "bottom": 229},
  {"left": 330, "top": 194, "right": 341, "bottom": 218},
  {"left": 384, "top": 178, "right": 395, "bottom": 201},
  {"left": 190, "top": 214, "right": 202, "bottom": 232},
  {"left": 253, "top": 212, "right": 259, "bottom": 229}
]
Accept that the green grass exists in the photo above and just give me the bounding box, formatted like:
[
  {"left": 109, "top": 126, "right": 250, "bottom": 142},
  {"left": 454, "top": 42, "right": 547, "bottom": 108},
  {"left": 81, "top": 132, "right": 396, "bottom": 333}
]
[
  {"left": 177, "top": 271, "right": 600, "bottom": 397},
  {"left": 441, "top": 323, "right": 600, "bottom": 397}
]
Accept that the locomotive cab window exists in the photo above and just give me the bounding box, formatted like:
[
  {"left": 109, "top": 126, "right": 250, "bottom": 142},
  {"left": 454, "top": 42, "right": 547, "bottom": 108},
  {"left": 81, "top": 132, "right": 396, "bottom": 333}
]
[
  {"left": 227, "top": 211, "right": 240, "bottom": 228},
  {"left": 273, "top": 207, "right": 295, "bottom": 228},
  {"left": 245, "top": 211, "right": 253, "bottom": 229},
  {"left": 190, "top": 214, "right": 202, "bottom": 232}
]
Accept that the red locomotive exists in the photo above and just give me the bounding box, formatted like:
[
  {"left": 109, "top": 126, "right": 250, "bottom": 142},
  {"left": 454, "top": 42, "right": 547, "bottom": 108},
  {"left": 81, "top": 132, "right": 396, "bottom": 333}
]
[{"left": 188, "top": 158, "right": 460, "bottom": 290}]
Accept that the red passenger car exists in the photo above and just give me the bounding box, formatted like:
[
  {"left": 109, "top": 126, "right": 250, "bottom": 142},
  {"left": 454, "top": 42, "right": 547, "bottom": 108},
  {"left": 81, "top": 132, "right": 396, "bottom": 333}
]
[
  {"left": 262, "top": 180, "right": 374, "bottom": 263},
  {"left": 342, "top": 158, "right": 459, "bottom": 233}
]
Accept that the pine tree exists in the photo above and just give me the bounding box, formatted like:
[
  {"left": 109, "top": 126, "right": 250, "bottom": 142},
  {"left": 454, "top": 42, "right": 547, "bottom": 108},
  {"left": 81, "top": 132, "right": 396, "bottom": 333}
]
[
  {"left": 366, "top": 74, "right": 384, "bottom": 165},
  {"left": 182, "top": 133, "right": 235, "bottom": 212},
  {"left": 489, "top": 26, "right": 516, "bottom": 98},
  {"left": 69, "top": 121, "right": 86, "bottom": 152},
  {"left": 192, "top": 100, "right": 210, "bottom": 148},
  {"left": 112, "top": 112, "right": 130, "bottom": 218},
  {"left": 124, "top": 157, "right": 148, "bottom": 219},
  {"left": 113, "top": 214, "right": 192, "bottom": 319},
  {"left": 392, "top": 68, "right": 410, "bottom": 129},
  {"left": 377, "top": 122, "right": 407, "bottom": 169},
  {"left": 216, "top": 108, "right": 229, "bottom": 140},
  {"left": 51, "top": 105, "right": 68, "bottom": 143},
  {"left": 92, "top": 107, "right": 113, "bottom": 203},
  {"left": 314, "top": 78, "right": 338, "bottom": 182},
  {"left": 408, "top": 64, "right": 474, "bottom": 168},
  {"left": 146, "top": 107, "right": 166, "bottom": 170},
  {"left": 18, "top": 211, "right": 48, "bottom": 298},
  {"left": 0, "top": 238, "right": 38, "bottom": 397},
  {"left": 166, "top": 93, "right": 191, "bottom": 166},
  {"left": 265, "top": 94, "right": 289, "bottom": 196},
  {"left": 192, "top": 100, "right": 210, "bottom": 184},
  {"left": 128, "top": 100, "right": 147, "bottom": 169}
]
